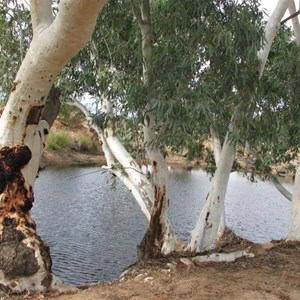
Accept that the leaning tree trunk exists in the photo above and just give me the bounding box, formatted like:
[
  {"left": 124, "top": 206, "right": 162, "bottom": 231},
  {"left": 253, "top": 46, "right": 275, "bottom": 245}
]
[
  {"left": 0, "top": 0, "right": 106, "bottom": 292},
  {"left": 134, "top": 0, "right": 176, "bottom": 259},
  {"left": 68, "top": 98, "right": 153, "bottom": 220},
  {"left": 187, "top": 114, "right": 238, "bottom": 252},
  {"left": 187, "top": 0, "right": 292, "bottom": 253}
]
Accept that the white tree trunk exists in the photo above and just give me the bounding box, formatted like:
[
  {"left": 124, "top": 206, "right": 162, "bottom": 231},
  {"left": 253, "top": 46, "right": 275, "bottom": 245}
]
[
  {"left": 68, "top": 99, "right": 153, "bottom": 220},
  {"left": 258, "top": 0, "right": 290, "bottom": 76},
  {"left": 288, "top": 1, "right": 300, "bottom": 240},
  {"left": 288, "top": 0, "right": 300, "bottom": 44},
  {"left": 141, "top": 109, "right": 176, "bottom": 255},
  {"left": 134, "top": 0, "right": 176, "bottom": 257},
  {"left": 288, "top": 167, "right": 300, "bottom": 239},
  {"left": 187, "top": 0, "right": 292, "bottom": 253},
  {"left": 262, "top": 0, "right": 300, "bottom": 241},
  {"left": 187, "top": 115, "right": 237, "bottom": 252},
  {"left": 0, "top": 0, "right": 106, "bottom": 292},
  {"left": 210, "top": 124, "right": 222, "bottom": 165}
]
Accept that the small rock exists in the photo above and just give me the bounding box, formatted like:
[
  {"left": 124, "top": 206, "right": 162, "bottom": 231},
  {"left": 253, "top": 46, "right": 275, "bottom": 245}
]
[
  {"left": 144, "top": 277, "right": 154, "bottom": 283},
  {"left": 180, "top": 257, "right": 194, "bottom": 266}
]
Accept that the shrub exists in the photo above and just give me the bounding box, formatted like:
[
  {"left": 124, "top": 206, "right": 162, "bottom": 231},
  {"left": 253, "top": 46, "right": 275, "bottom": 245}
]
[
  {"left": 76, "top": 135, "right": 98, "bottom": 153},
  {"left": 47, "top": 132, "right": 73, "bottom": 151}
]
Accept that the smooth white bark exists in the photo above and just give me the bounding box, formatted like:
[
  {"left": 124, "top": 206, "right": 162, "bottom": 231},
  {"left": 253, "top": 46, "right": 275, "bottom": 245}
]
[
  {"left": 68, "top": 99, "right": 153, "bottom": 221},
  {"left": 30, "top": 0, "right": 53, "bottom": 34},
  {"left": 210, "top": 124, "right": 222, "bottom": 165},
  {"left": 288, "top": 1, "right": 300, "bottom": 240},
  {"left": 0, "top": 0, "right": 107, "bottom": 292},
  {"left": 288, "top": 167, "right": 300, "bottom": 239},
  {"left": 258, "top": 0, "right": 290, "bottom": 76},
  {"left": 188, "top": 0, "right": 292, "bottom": 253},
  {"left": 187, "top": 115, "right": 237, "bottom": 252},
  {"left": 288, "top": 0, "right": 300, "bottom": 45},
  {"left": 136, "top": 0, "right": 176, "bottom": 255},
  {"left": 0, "top": 0, "right": 106, "bottom": 184}
]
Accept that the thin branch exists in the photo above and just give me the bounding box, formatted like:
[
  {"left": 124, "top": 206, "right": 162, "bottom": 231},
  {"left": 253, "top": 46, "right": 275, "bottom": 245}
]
[
  {"left": 247, "top": 142, "right": 292, "bottom": 202},
  {"left": 281, "top": 9, "right": 300, "bottom": 25}
]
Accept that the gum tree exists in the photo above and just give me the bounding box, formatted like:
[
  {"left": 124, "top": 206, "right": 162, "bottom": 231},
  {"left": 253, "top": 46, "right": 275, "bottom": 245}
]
[{"left": 0, "top": 0, "right": 106, "bottom": 292}]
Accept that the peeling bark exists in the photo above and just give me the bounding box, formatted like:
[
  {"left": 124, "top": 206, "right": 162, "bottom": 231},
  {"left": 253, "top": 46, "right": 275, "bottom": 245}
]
[
  {"left": 135, "top": 0, "right": 176, "bottom": 258},
  {"left": 138, "top": 186, "right": 165, "bottom": 259},
  {"left": 0, "top": 0, "right": 107, "bottom": 292},
  {"left": 0, "top": 145, "right": 52, "bottom": 292}
]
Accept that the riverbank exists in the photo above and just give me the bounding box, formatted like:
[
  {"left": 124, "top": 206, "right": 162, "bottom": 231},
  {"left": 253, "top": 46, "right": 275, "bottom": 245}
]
[
  {"left": 3, "top": 237, "right": 300, "bottom": 300},
  {"left": 18, "top": 124, "right": 298, "bottom": 299}
]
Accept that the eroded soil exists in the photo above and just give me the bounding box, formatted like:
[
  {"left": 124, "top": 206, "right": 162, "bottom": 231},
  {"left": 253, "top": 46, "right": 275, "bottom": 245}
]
[{"left": 2, "top": 239, "right": 300, "bottom": 300}]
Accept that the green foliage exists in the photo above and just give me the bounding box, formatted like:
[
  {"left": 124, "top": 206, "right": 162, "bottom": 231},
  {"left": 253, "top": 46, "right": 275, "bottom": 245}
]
[
  {"left": 47, "top": 132, "right": 98, "bottom": 153},
  {"left": 58, "top": 105, "right": 85, "bottom": 127},
  {"left": 243, "top": 25, "right": 300, "bottom": 168},
  {"left": 0, "top": 1, "right": 32, "bottom": 99},
  {"left": 91, "top": 112, "right": 108, "bottom": 130},
  {"left": 47, "top": 132, "right": 73, "bottom": 151},
  {"left": 77, "top": 135, "right": 98, "bottom": 153}
]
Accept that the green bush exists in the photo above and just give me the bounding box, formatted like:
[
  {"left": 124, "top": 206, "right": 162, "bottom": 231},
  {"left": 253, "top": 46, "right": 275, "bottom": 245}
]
[
  {"left": 76, "top": 135, "right": 98, "bottom": 153},
  {"left": 47, "top": 132, "right": 73, "bottom": 151}
]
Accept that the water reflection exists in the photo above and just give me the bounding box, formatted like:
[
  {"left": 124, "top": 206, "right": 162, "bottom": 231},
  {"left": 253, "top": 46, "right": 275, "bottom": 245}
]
[{"left": 32, "top": 166, "right": 292, "bottom": 285}]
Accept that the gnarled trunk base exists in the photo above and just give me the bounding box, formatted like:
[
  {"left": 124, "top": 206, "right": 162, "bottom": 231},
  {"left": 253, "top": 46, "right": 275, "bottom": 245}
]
[{"left": 0, "top": 145, "right": 53, "bottom": 292}]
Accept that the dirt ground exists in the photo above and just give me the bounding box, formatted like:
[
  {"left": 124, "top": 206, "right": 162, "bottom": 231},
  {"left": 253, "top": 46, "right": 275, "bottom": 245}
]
[
  {"left": 0, "top": 232, "right": 300, "bottom": 300},
  {"left": 2, "top": 238, "right": 300, "bottom": 300}
]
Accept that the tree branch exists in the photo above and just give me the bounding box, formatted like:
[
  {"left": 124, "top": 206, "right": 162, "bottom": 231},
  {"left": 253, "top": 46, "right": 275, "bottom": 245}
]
[
  {"left": 30, "top": 0, "right": 53, "bottom": 34},
  {"left": 258, "top": 0, "right": 290, "bottom": 77},
  {"left": 287, "top": 2, "right": 300, "bottom": 45},
  {"left": 246, "top": 142, "right": 292, "bottom": 201},
  {"left": 281, "top": 8, "right": 300, "bottom": 25}
]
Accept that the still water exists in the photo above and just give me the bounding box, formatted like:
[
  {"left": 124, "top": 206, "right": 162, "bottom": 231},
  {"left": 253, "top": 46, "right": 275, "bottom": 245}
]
[{"left": 32, "top": 166, "right": 292, "bottom": 286}]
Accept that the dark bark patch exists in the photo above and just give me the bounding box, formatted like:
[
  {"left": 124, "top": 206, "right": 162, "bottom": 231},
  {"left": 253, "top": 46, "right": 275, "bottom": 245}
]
[
  {"left": 26, "top": 106, "right": 44, "bottom": 125},
  {"left": 41, "top": 273, "right": 52, "bottom": 289},
  {"left": 0, "top": 145, "right": 31, "bottom": 169},
  {"left": 138, "top": 186, "right": 165, "bottom": 260},
  {"left": 205, "top": 212, "right": 210, "bottom": 224},
  {"left": 0, "top": 242, "right": 39, "bottom": 279},
  {"left": 10, "top": 81, "right": 21, "bottom": 93},
  {"left": 20, "top": 198, "right": 33, "bottom": 213},
  {"left": 0, "top": 145, "right": 53, "bottom": 287},
  {"left": 40, "top": 86, "right": 61, "bottom": 127},
  {"left": 0, "top": 220, "right": 39, "bottom": 279},
  {"left": 2, "top": 219, "right": 25, "bottom": 242}
]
